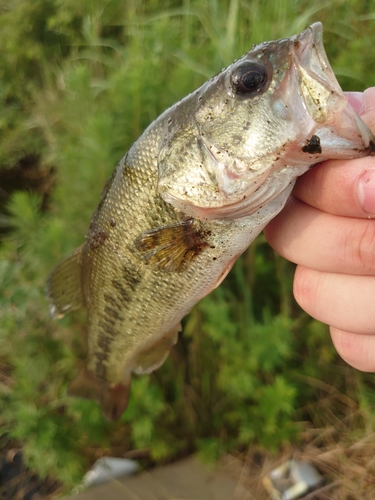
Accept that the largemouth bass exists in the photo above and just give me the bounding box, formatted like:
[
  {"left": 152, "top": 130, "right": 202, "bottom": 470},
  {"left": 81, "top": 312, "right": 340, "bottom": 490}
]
[{"left": 47, "top": 23, "right": 375, "bottom": 420}]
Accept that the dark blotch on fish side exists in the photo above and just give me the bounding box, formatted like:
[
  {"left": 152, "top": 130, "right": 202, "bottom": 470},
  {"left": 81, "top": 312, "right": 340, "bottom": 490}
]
[
  {"left": 112, "top": 279, "right": 132, "bottom": 303},
  {"left": 97, "top": 331, "right": 112, "bottom": 353},
  {"left": 94, "top": 349, "right": 109, "bottom": 379},
  {"left": 104, "top": 293, "right": 124, "bottom": 318},
  {"left": 89, "top": 227, "right": 108, "bottom": 250},
  {"left": 302, "top": 135, "right": 322, "bottom": 154},
  {"left": 104, "top": 303, "right": 123, "bottom": 322},
  {"left": 122, "top": 266, "right": 142, "bottom": 292},
  {"left": 96, "top": 322, "right": 117, "bottom": 379}
]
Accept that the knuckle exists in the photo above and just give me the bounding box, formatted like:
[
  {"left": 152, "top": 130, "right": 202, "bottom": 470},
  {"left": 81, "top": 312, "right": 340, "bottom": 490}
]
[
  {"left": 348, "top": 220, "right": 375, "bottom": 274},
  {"left": 293, "top": 265, "right": 318, "bottom": 312}
]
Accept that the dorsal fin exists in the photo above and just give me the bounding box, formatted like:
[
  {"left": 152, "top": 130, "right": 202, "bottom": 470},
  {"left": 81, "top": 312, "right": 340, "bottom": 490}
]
[{"left": 47, "top": 245, "right": 84, "bottom": 318}]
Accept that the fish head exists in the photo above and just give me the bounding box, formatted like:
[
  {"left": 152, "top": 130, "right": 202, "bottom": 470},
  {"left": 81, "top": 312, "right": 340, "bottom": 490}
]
[{"left": 158, "top": 22, "right": 375, "bottom": 219}]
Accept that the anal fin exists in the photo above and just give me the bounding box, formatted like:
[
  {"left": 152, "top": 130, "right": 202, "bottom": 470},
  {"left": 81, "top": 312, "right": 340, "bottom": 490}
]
[
  {"left": 133, "top": 323, "right": 181, "bottom": 375},
  {"left": 47, "top": 245, "right": 84, "bottom": 318}
]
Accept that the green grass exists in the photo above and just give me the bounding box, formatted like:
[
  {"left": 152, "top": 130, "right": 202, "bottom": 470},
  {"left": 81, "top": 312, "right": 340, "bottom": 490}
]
[{"left": 1, "top": 0, "right": 375, "bottom": 494}]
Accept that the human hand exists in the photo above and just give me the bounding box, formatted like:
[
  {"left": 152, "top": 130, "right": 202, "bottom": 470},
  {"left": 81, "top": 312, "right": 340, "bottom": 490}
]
[{"left": 264, "top": 87, "right": 375, "bottom": 372}]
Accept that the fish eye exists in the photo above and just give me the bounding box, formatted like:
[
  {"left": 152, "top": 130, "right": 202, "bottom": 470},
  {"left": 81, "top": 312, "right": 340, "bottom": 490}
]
[{"left": 230, "top": 61, "right": 268, "bottom": 95}]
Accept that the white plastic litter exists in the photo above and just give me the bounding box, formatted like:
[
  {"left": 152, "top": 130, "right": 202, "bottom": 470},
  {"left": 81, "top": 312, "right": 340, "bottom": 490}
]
[
  {"left": 83, "top": 457, "right": 139, "bottom": 487},
  {"left": 263, "top": 459, "right": 324, "bottom": 500}
]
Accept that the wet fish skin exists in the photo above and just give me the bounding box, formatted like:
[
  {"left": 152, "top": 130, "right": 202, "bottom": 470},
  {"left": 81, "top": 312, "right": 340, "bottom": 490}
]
[{"left": 47, "top": 23, "right": 375, "bottom": 420}]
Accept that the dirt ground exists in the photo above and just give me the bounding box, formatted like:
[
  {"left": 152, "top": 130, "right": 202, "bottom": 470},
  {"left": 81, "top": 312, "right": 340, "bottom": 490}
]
[{"left": 64, "top": 455, "right": 257, "bottom": 500}]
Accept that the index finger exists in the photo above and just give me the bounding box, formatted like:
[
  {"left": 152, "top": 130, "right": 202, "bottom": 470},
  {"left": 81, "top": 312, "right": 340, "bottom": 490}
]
[{"left": 293, "top": 87, "right": 375, "bottom": 219}]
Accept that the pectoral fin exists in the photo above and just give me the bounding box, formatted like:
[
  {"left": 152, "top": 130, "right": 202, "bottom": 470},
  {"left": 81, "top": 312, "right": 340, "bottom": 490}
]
[
  {"left": 133, "top": 323, "right": 181, "bottom": 374},
  {"left": 134, "top": 219, "right": 210, "bottom": 272},
  {"left": 47, "top": 245, "right": 84, "bottom": 318},
  {"left": 68, "top": 368, "right": 130, "bottom": 421}
]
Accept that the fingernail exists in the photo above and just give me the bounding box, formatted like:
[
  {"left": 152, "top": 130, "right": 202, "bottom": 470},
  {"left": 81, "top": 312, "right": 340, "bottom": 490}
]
[
  {"left": 357, "top": 169, "right": 375, "bottom": 216},
  {"left": 345, "top": 91, "right": 365, "bottom": 115}
]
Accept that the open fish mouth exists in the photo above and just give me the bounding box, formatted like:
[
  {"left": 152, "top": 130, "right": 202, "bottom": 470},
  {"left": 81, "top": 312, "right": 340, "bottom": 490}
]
[
  {"left": 290, "top": 23, "right": 375, "bottom": 158},
  {"left": 157, "top": 23, "right": 375, "bottom": 220},
  {"left": 291, "top": 22, "right": 345, "bottom": 125}
]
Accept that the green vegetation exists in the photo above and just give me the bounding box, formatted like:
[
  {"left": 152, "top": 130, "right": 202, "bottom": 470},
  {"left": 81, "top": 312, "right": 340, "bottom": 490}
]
[{"left": 1, "top": 0, "right": 375, "bottom": 494}]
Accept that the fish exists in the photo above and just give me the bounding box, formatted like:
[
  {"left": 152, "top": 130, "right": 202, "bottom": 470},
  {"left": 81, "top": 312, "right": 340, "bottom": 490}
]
[{"left": 47, "top": 22, "right": 375, "bottom": 421}]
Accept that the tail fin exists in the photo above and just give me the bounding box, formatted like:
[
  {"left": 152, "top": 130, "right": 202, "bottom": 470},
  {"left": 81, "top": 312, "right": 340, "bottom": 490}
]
[
  {"left": 47, "top": 245, "right": 84, "bottom": 318},
  {"left": 68, "top": 368, "right": 130, "bottom": 421},
  {"left": 101, "top": 383, "right": 131, "bottom": 421}
]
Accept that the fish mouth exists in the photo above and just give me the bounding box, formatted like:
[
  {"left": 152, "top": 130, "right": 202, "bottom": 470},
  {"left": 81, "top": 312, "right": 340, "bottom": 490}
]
[
  {"left": 290, "top": 22, "right": 375, "bottom": 156},
  {"left": 291, "top": 22, "right": 345, "bottom": 124}
]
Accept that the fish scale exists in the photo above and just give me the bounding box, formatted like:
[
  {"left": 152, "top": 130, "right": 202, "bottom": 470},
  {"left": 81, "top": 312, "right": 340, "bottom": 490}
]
[
  {"left": 47, "top": 23, "right": 375, "bottom": 420},
  {"left": 83, "top": 130, "right": 230, "bottom": 384}
]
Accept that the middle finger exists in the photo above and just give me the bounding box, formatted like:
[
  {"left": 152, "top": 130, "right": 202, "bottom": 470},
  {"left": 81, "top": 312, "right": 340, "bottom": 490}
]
[{"left": 264, "top": 196, "right": 375, "bottom": 275}]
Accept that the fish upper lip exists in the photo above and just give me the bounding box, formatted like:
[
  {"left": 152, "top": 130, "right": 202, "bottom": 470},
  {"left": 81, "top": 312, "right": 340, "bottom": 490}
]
[
  {"left": 298, "top": 22, "right": 322, "bottom": 45},
  {"left": 292, "top": 22, "right": 326, "bottom": 77},
  {"left": 290, "top": 22, "right": 347, "bottom": 125},
  {"left": 293, "top": 22, "right": 324, "bottom": 59}
]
